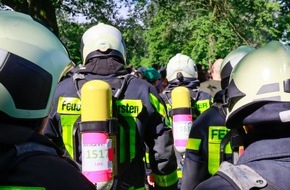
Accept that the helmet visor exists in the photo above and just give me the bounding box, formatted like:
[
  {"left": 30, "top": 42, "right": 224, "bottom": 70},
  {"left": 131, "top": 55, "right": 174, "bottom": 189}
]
[{"left": 0, "top": 49, "right": 52, "bottom": 111}]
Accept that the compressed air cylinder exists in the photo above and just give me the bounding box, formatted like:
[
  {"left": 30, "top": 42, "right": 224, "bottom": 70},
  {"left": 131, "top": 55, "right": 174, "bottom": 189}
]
[
  {"left": 80, "top": 80, "right": 114, "bottom": 189},
  {"left": 171, "top": 86, "right": 192, "bottom": 154}
]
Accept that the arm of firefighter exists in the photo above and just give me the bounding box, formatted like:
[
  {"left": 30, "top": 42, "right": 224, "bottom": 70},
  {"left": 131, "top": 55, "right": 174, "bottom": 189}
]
[
  {"left": 43, "top": 105, "right": 64, "bottom": 148},
  {"left": 181, "top": 140, "right": 210, "bottom": 190},
  {"left": 147, "top": 93, "right": 178, "bottom": 189},
  {"left": 150, "top": 128, "right": 178, "bottom": 190}
]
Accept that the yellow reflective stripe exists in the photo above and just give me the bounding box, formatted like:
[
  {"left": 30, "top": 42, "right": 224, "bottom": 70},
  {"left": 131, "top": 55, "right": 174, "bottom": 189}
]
[
  {"left": 149, "top": 93, "right": 167, "bottom": 118},
  {"left": 225, "top": 141, "right": 232, "bottom": 154},
  {"left": 128, "top": 187, "right": 145, "bottom": 190},
  {"left": 116, "top": 99, "right": 142, "bottom": 117},
  {"left": 149, "top": 93, "right": 171, "bottom": 126},
  {"left": 128, "top": 117, "right": 136, "bottom": 161},
  {"left": 60, "top": 114, "right": 80, "bottom": 159},
  {"left": 166, "top": 103, "right": 172, "bottom": 111},
  {"left": 119, "top": 123, "right": 125, "bottom": 163},
  {"left": 166, "top": 103, "right": 173, "bottom": 127},
  {"left": 144, "top": 152, "right": 150, "bottom": 163},
  {"left": 57, "top": 97, "right": 81, "bottom": 114},
  {"left": 177, "top": 169, "right": 182, "bottom": 178},
  {"left": 154, "top": 170, "right": 178, "bottom": 187},
  {"left": 57, "top": 97, "right": 81, "bottom": 159},
  {"left": 0, "top": 187, "right": 45, "bottom": 190},
  {"left": 186, "top": 138, "right": 201, "bottom": 151},
  {"left": 208, "top": 126, "right": 231, "bottom": 175},
  {"left": 195, "top": 99, "right": 211, "bottom": 113},
  {"left": 116, "top": 99, "right": 140, "bottom": 162},
  {"left": 118, "top": 117, "right": 137, "bottom": 163}
]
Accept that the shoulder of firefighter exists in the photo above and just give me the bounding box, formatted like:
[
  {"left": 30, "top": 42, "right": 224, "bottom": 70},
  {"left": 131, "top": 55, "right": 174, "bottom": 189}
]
[
  {"left": 161, "top": 87, "right": 212, "bottom": 125},
  {"left": 180, "top": 102, "right": 233, "bottom": 190}
]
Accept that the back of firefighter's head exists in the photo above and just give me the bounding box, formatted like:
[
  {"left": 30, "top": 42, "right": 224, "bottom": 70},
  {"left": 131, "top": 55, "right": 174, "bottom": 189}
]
[
  {"left": 143, "top": 67, "right": 161, "bottom": 84},
  {"left": 220, "top": 45, "right": 255, "bottom": 90},
  {"left": 0, "top": 11, "right": 71, "bottom": 129},
  {"left": 166, "top": 53, "right": 198, "bottom": 83},
  {"left": 80, "top": 23, "right": 126, "bottom": 65},
  {"left": 225, "top": 41, "right": 290, "bottom": 145}
]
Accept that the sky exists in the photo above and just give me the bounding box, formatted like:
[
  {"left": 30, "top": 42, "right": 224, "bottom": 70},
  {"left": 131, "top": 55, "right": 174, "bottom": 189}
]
[{"left": 74, "top": 3, "right": 129, "bottom": 23}]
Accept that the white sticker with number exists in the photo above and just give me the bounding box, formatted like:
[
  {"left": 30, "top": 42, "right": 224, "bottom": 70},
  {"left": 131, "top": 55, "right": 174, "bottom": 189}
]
[
  {"left": 173, "top": 121, "right": 193, "bottom": 140},
  {"left": 82, "top": 139, "right": 112, "bottom": 171}
]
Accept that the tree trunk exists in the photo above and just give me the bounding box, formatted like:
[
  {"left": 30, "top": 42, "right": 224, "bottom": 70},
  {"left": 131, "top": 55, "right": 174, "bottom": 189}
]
[{"left": 2, "top": 0, "right": 59, "bottom": 37}]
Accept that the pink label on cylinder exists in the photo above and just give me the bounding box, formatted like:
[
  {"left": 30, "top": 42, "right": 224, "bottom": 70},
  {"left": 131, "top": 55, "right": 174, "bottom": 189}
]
[
  {"left": 174, "top": 139, "right": 187, "bottom": 146},
  {"left": 82, "top": 133, "right": 107, "bottom": 144},
  {"left": 83, "top": 170, "right": 112, "bottom": 183},
  {"left": 173, "top": 114, "right": 192, "bottom": 122}
]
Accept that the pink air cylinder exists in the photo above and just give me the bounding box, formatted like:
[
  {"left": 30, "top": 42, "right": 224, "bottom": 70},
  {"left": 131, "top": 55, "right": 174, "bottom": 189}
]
[
  {"left": 171, "top": 86, "right": 193, "bottom": 154},
  {"left": 80, "top": 80, "right": 114, "bottom": 189}
]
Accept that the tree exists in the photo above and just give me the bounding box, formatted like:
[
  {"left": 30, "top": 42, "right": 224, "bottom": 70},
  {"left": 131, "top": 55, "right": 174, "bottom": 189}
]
[
  {"left": 1, "top": 0, "right": 59, "bottom": 36},
  {"left": 57, "top": 11, "right": 90, "bottom": 64},
  {"left": 119, "top": 0, "right": 150, "bottom": 67},
  {"left": 143, "top": 0, "right": 290, "bottom": 69},
  {"left": 0, "top": 0, "right": 131, "bottom": 64},
  {"left": 1, "top": 0, "right": 289, "bottom": 69}
]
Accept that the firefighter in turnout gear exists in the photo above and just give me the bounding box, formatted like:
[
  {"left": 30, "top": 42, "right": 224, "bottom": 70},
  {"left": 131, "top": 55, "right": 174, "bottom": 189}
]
[
  {"left": 159, "top": 53, "right": 212, "bottom": 188},
  {"left": 181, "top": 45, "right": 255, "bottom": 190},
  {"left": 0, "top": 11, "right": 95, "bottom": 190},
  {"left": 44, "top": 23, "right": 178, "bottom": 190},
  {"left": 195, "top": 41, "right": 290, "bottom": 190},
  {"left": 161, "top": 53, "right": 212, "bottom": 121}
]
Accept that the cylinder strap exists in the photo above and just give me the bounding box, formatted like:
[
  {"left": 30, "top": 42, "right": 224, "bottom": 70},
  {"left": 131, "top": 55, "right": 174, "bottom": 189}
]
[
  {"left": 79, "top": 119, "right": 118, "bottom": 135},
  {"left": 170, "top": 107, "right": 193, "bottom": 116}
]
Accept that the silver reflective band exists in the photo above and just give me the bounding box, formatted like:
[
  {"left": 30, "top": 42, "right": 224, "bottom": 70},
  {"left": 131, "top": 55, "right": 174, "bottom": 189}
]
[
  {"left": 0, "top": 48, "right": 8, "bottom": 70},
  {"left": 279, "top": 110, "right": 290, "bottom": 122}
]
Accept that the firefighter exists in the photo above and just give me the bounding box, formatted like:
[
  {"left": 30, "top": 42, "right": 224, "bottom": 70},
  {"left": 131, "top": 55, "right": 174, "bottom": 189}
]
[
  {"left": 142, "top": 67, "right": 162, "bottom": 91},
  {"left": 181, "top": 45, "right": 255, "bottom": 190},
  {"left": 161, "top": 53, "right": 212, "bottom": 119},
  {"left": 0, "top": 11, "right": 95, "bottom": 190},
  {"left": 44, "top": 23, "right": 178, "bottom": 190},
  {"left": 158, "top": 53, "right": 212, "bottom": 189},
  {"left": 195, "top": 41, "right": 290, "bottom": 189}
]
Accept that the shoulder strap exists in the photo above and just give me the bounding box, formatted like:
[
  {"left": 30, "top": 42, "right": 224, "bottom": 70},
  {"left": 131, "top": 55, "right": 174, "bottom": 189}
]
[
  {"left": 72, "top": 65, "right": 132, "bottom": 99},
  {"left": 161, "top": 89, "right": 172, "bottom": 105},
  {"left": 113, "top": 74, "right": 132, "bottom": 99},
  {"left": 189, "top": 89, "right": 199, "bottom": 101},
  {"left": 162, "top": 87, "right": 199, "bottom": 105},
  {"left": 215, "top": 103, "right": 239, "bottom": 164},
  {"left": 72, "top": 72, "right": 86, "bottom": 98},
  {"left": 0, "top": 142, "right": 58, "bottom": 179},
  {"left": 217, "top": 162, "right": 282, "bottom": 190},
  {"left": 220, "top": 128, "right": 242, "bottom": 165}
]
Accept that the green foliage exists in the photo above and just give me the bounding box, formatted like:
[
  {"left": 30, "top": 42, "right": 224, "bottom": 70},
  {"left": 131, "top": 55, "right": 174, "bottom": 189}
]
[
  {"left": 1, "top": 0, "right": 290, "bottom": 70},
  {"left": 144, "top": 4, "right": 185, "bottom": 66},
  {"left": 57, "top": 14, "right": 89, "bottom": 64},
  {"left": 143, "top": 0, "right": 290, "bottom": 69}
]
